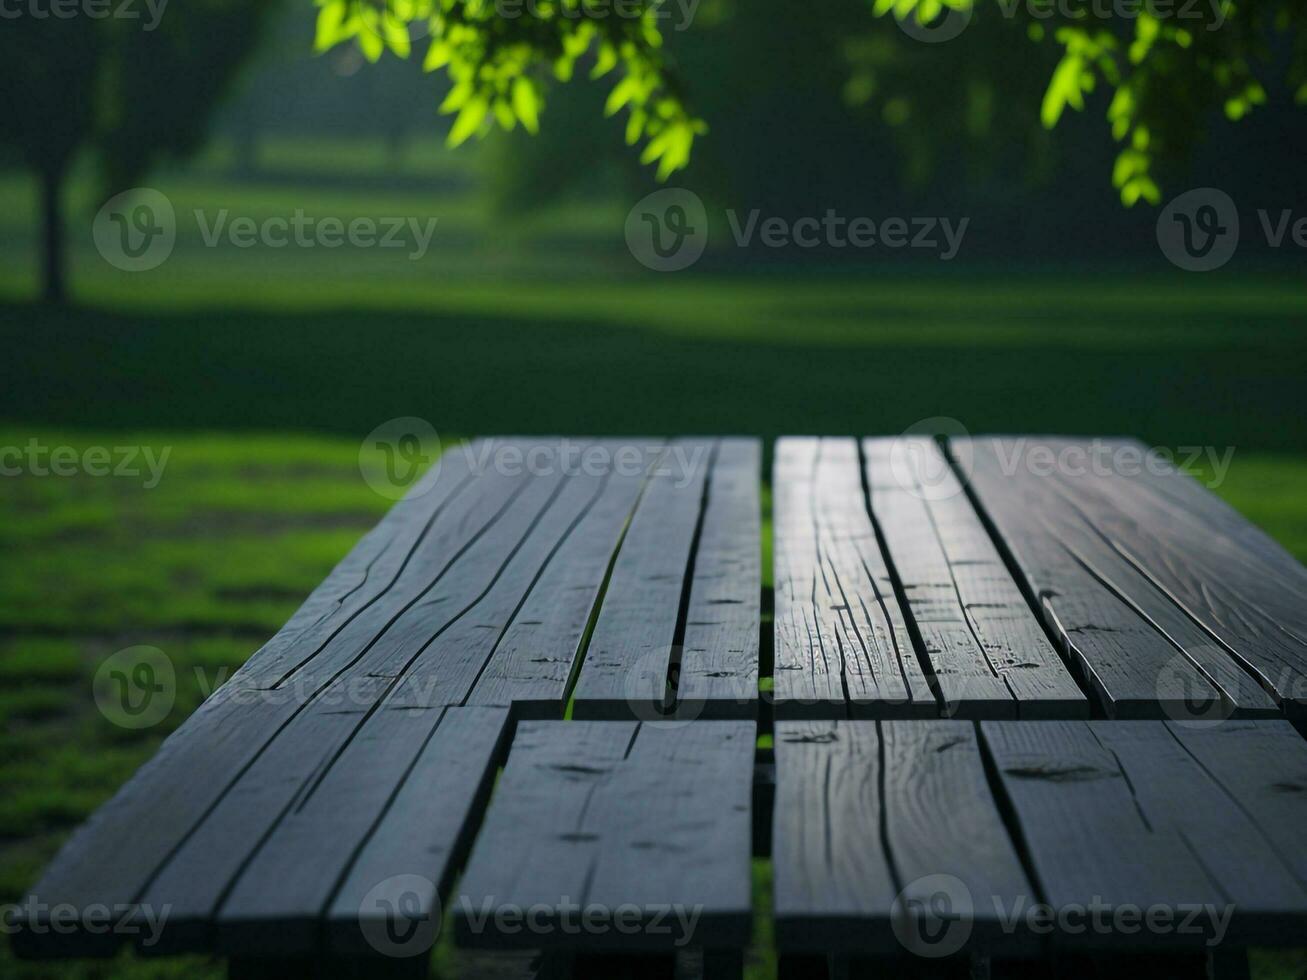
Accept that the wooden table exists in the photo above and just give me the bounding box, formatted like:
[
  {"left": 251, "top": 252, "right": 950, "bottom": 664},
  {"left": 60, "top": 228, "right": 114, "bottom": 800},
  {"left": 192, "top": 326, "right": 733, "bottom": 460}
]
[{"left": 9, "top": 436, "right": 1307, "bottom": 978}]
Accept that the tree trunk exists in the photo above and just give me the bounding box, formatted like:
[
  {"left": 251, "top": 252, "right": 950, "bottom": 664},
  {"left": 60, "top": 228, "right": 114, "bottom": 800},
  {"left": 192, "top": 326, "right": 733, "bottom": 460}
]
[{"left": 39, "top": 163, "right": 67, "bottom": 304}]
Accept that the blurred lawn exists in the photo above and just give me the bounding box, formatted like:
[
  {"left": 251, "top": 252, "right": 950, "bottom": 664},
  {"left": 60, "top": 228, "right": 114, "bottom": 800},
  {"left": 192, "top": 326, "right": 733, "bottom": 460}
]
[{"left": 1, "top": 138, "right": 1305, "bottom": 980}]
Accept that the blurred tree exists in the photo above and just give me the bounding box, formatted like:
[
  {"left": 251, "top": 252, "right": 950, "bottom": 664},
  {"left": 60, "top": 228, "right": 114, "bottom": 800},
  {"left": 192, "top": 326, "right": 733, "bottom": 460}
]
[
  {"left": 0, "top": 1, "right": 280, "bottom": 303},
  {"left": 316, "top": 0, "right": 1306, "bottom": 204}
]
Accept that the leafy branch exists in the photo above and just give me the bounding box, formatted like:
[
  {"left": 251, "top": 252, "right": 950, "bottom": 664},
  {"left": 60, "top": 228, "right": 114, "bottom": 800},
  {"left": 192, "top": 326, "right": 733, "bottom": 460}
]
[
  {"left": 313, "top": 0, "right": 704, "bottom": 179},
  {"left": 873, "top": 0, "right": 1301, "bottom": 204}
]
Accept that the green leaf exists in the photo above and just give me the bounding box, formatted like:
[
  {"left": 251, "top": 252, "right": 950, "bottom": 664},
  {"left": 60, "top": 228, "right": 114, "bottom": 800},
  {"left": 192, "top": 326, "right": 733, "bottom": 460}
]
[
  {"left": 382, "top": 17, "right": 411, "bottom": 58},
  {"left": 590, "top": 43, "right": 618, "bottom": 80},
  {"left": 493, "top": 98, "right": 516, "bottom": 131},
  {"left": 604, "top": 76, "right": 640, "bottom": 116},
  {"left": 511, "top": 76, "right": 540, "bottom": 133},
  {"left": 314, "top": 1, "right": 352, "bottom": 51},
  {"left": 424, "top": 40, "right": 451, "bottom": 72},
  {"left": 357, "top": 26, "right": 384, "bottom": 63},
  {"left": 625, "top": 107, "right": 646, "bottom": 145},
  {"left": 447, "top": 95, "right": 489, "bottom": 146},
  {"left": 439, "top": 82, "right": 473, "bottom": 114}
]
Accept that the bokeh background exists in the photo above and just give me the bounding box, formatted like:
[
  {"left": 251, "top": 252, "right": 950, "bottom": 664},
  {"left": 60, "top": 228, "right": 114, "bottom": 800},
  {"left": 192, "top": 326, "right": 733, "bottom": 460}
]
[{"left": 2, "top": 1, "right": 1306, "bottom": 977}]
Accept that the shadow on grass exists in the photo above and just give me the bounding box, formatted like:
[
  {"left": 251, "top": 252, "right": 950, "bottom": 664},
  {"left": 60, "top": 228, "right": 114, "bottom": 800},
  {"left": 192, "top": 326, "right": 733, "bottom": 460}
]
[{"left": 3, "top": 301, "right": 1307, "bottom": 451}]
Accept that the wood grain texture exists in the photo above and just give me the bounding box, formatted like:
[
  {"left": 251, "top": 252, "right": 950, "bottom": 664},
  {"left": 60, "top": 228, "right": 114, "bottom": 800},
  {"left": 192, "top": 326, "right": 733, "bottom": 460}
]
[
  {"left": 134, "top": 457, "right": 573, "bottom": 953},
  {"left": 454, "top": 721, "right": 754, "bottom": 952},
  {"left": 463, "top": 450, "right": 648, "bottom": 718},
  {"left": 17, "top": 441, "right": 523, "bottom": 954},
  {"left": 1036, "top": 437, "right": 1307, "bottom": 721},
  {"left": 864, "top": 438, "right": 1086, "bottom": 719},
  {"left": 1162, "top": 721, "right": 1307, "bottom": 898},
  {"left": 1088, "top": 721, "right": 1307, "bottom": 946},
  {"left": 981, "top": 721, "right": 1230, "bottom": 951},
  {"left": 204, "top": 707, "right": 510, "bottom": 956},
  {"left": 571, "top": 440, "right": 715, "bottom": 720},
  {"left": 17, "top": 440, "right": 640, "bottom": 957},
  {"left": 773, "top": 438, "right": 935, "bottom": 719},
  {"left": 957, "top": 437, "right": 1278, "bottom": 720},
  {"left": 772, "top": 720, "right": 1032, "bottom": 955},
  {"left": 676, "top": 438, "right": 761, "bottom": 719}
]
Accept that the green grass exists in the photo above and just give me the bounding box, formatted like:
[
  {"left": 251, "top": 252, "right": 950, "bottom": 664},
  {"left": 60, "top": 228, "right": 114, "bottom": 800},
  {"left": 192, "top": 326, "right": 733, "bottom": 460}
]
[{"left": 1, "top": 140, "right": 1306, "bottom": 979}]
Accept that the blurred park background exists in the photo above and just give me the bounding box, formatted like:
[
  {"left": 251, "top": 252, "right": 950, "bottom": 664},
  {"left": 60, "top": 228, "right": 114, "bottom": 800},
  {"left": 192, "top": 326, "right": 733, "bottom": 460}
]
[{"left": 1, "top": 0, "right": 1306, "bottom": 977}]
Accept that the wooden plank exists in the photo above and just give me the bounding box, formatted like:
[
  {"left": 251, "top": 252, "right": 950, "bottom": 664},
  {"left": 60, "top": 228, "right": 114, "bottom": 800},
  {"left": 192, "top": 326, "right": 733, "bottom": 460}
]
[
  {"left": 979, "top": 721, "right": 1230, "bottom": 951},
  {"left": 570, "top": 440, "right": 715, "bottom": 720},
  {"left": 864, "top": 438, "right": 1086, "bottom": 719},
  {"left": 957, "top": 437, "right": 1277, "bottom": 720},
  {"left": 13, "top": 440, "right": 635, "bottom": 957},
  {"left": 1088, "top": 721, "right": 1307, "bottom": 946},
  {"left": 211, "top": 707, "right": 509, "bottom": 957},
  {"left": 463, "top": 445, "right": 651, "bottom": 718},
  {"left": 772, "top": 720, "right": 1033, "bottom": 956},
  {"left": 1162, "top": 721, "right": 1307, "bottom": 896},
  {"left": 454, "top": 721, "right": 754, "bottom": 952},
  {"left": 1026, "top": 437, "right": 1307, "bottom": 721},
  {"left": 13, "top": 441, "right": 529, "bottom": 955},
  {"left": 133, "top": 459, "right": 573, "bottom": 952},
  {"left": 675, "top": 438, "right": 761, "bottom": 719},
  {"left": 773, "top": 438, "right": 935, "bottom": 719}
]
